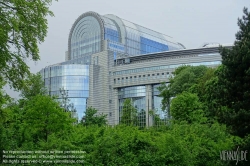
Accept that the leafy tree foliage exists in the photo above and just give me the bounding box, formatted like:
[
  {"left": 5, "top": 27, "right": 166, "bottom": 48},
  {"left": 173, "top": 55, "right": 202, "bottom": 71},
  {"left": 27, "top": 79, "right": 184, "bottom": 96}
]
[
  {"left": 120, "top": 98, "right": 138, "bottom": 126},
  {"left": 19, "top": 73, "right": 47, "bottom": 100},
  {"left": 212, "top": 7, "right": 250, "bottom": 138},
  {"left": 81, "top": 107, "right": 107, "bottom": 127},
  {"left": 22, "top": 95, "right": 74, "bottom": 145},
  {"left": 149, "top": 109, "right": 169, "bottom": 127},
  {"left": 67, "top": 124, "right": 236, "bottom": 166},
  {"left": 158, "top": 65, "right": 209, "bottom": 110},
  {"left": 170, "top": 92, "right": 207, "bottom": 124},
  {"left": 58, "top": 87, "right": 78, "bottom": 120},
  {"left": 0, "top": 0, "right": 56, "bottom": 90}
]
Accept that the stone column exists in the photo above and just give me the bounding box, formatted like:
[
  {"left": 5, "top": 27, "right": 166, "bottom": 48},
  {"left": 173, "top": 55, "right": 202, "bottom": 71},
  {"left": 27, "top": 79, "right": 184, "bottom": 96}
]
[
  {"left": 146, "top": 85, "right": 153, "bottom": 127},
  {"left": 114, "top": 88, "right": 119, "bottom": 125}
]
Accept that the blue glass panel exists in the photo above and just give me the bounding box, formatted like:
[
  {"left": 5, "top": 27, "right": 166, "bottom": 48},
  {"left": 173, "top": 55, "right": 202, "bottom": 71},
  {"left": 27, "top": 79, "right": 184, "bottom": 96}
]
[
  {"left": 140, "top": 37, "right": 169, "bottom": 54},
  {"left": 105, "top": 28, "right": 119, "bottom": 42}
]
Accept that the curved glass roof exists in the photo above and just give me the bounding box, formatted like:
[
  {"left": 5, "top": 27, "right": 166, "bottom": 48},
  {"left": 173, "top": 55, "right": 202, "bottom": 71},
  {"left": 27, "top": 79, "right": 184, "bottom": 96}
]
[
  {"left": 70, "top": 15, "right": 102, "bottom": 60},
  {"left": 68, "top": 11, "right": 185, "bottom": 60},
  {"left": 103, "top": 14, "right": 184, "bottom": 50}
]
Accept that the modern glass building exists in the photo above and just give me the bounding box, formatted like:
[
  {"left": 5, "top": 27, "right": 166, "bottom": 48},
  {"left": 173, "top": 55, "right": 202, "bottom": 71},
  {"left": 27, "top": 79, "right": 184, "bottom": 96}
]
[
  {"left": 40, "top": 11, "right": 232, "bottom": 125},
  {"left": 40, "top": 64, "right": 89, "bottom": 121},
  {"left": 67, "top": 11, "right": 185, "bottom": 61}
]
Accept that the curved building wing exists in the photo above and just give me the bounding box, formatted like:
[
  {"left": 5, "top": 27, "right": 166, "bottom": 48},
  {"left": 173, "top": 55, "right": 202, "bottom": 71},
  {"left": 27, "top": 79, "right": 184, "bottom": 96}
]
[
  {"left": 40, "top": 64, "right": 89, "bottom": 121},
  {"left": 68, "top": 11, "right": 185, "bottom": 60}
]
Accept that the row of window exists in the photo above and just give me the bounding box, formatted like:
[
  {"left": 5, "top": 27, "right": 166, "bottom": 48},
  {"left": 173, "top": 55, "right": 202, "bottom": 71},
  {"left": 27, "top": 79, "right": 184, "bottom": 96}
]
[
  {"left": 113, "top": 61, "right": 221, "bottom": 75},
  {"left": 105, "top": 27, "right": 119, "bottom": 37},
  {"left": 71, "top": 35, "right": 101, "bottom": 47},
  {"left": 72, "top": 42, "right": 101, "bottom": 59},
  {"left": 114, "top": 72, "right": 173, "bottom": 84},
  {"left": 140, "top": 37, "right": 169, "bottom": 52},
  {"left": 105, "top": 27, "right": 120, "bottom": 42}
]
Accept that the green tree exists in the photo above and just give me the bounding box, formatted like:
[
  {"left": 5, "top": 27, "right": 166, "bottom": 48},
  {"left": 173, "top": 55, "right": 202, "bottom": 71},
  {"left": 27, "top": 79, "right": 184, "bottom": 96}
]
[
  {"left": 71, "top": 124, "right": 235, "bottom": 165},
  {"left": 213, "top": 8, "right": 250, "bottom": 138},
  {"left": 170, "top": 91, "right": 207, "bottom": 124},
  {"left": 22, "top": 95, "right": 74, "bottom": 145},
  {"left": 58, "top": 87, "right": 77, "bottom": 120},
  {"left": 0, "top": 80, "right": 13, "bottom": 163},
  {"left": 149, "top": 109, "right": 169, "bottom": 127},
  {"left": 158, "top": 65, "right": 209, "bottom": 110},
  {"left": 0, "top": 0, "right": 57, "bottom": 90},
  {"left": 19, "top": 73, "right": 47, "bottom": 100},
  {"left": 81, "top": 107, "right": 107, "bottom": 127},
  {"left": 120, "top": 98, "right": 138, "bottom": 126}
]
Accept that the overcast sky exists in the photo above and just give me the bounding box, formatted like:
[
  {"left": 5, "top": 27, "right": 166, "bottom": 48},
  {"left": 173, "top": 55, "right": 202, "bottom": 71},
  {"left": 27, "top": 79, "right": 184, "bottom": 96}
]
[{"left": 6, "top": 0, "right": 250, "bottom": 98}]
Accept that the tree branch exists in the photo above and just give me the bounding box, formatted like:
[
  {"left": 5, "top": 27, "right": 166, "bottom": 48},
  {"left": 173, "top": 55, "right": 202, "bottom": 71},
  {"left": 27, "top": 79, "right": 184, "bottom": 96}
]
[{"left": 0, "top": 1, "right": 17, "bottom": 10}]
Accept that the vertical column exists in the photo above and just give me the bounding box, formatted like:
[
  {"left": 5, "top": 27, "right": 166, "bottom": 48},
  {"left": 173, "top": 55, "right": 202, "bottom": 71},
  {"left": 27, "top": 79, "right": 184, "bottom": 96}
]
[
  {"left": 146, "top": 85, "right": 153, "bottom": 127},
  {"left": 114, "top": 88, "right": 119, "bottom": 125},
  {"left": 87, "top": 64, "right": 94, "bottom": 108}
]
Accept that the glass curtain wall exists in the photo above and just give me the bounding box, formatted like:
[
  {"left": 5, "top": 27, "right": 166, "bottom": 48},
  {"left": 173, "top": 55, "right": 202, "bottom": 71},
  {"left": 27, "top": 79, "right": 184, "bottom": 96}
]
[
  {"left": 70, "top": 16, "right": 101, "bottom": 60},
  {"left": 152, "top": 84, "right": 170, "bottom": 126},
  {"left": 103, "top": 14, "right": 184, "bottom": 56},
  {"left": 102, "top": 16, "right": 120, "bottom": 43},
  {"left": 122, "top": 19, "right": 184, "bottom": 55},
  {"left": 118, "top": 86, "right": 146, "bottom": 127},
  {"left": 40, "top": 64, "right": 89, "bottom": 121},
  {"left": 69, "top": 12, "right": 185, "bottom": 61}
]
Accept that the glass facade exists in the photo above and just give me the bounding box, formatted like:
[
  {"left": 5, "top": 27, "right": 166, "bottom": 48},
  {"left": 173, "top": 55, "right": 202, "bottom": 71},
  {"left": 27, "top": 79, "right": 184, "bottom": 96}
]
[
  {"left": 118, "top": 85, "right": 170, "bottom": 125},
  {"left": 112, "top": 17, "right": 184, "bottom": 55},
  {"left": 68, "top": 12, "right": 185, "bottom": 61},
  {"left": 118, "top": 86, "right": 146, "bottom": 126},
  {"left": 152, "top": 84, "right": 169, "bottom": 119},
  {"left": 102, "top": 16, "right": 120, "bottom": 42},
  {"left": 40, "top": 64, "right": 89, "bottom": 121},
  {"left": 70, "top": 16, "right": 102, "bottom": 60}
]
